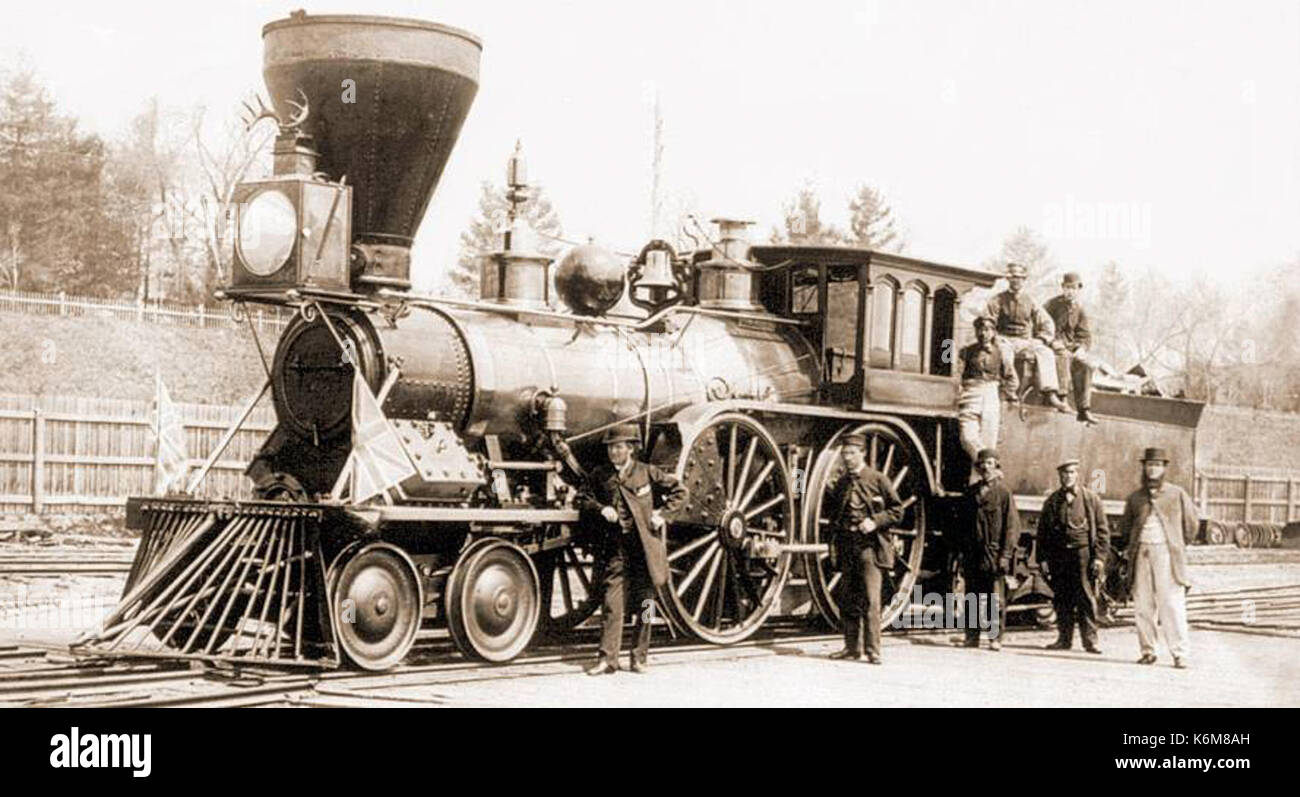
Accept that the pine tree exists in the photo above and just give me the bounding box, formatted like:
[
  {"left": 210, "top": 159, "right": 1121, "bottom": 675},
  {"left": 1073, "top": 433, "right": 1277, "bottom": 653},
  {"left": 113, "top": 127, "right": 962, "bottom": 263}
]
[
  {"left": 771, "top": 184, "right": 844, "bottom": 245},
  {"left": 449, "top": 180, "right": 563, "bottom": 298},
  {"left": 846, "top": 184, "right": 902, "bottom": 251}
]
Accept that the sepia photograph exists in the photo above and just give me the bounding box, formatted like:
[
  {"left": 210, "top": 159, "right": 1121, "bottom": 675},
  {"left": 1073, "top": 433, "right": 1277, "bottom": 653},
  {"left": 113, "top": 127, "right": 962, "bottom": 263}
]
[{"left": 0, "top": 0, "right": 1295, "bottom": 777}]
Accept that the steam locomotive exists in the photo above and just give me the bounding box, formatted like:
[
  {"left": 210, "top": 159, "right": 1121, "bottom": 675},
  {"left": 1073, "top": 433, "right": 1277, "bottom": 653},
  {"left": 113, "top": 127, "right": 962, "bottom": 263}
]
[{"left": 78, "top": 13, "right": 1204, "bottom": 670}]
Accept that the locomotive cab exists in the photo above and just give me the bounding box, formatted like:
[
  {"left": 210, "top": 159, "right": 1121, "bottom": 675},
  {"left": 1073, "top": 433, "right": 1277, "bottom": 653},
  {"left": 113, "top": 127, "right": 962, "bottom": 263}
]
[{"left": 749, "top": 246, "right": 998, "bottom": 415}]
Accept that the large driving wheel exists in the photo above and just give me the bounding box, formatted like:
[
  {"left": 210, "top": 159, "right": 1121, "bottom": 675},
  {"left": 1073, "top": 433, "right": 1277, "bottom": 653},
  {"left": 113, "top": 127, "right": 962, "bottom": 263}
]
[
  {"left": 660, "top": 413, "right": 794, "bottom": 644},
  {"left": 331, "top": 542, "right": 423, "bottom": 671},
  {"left": 446, "top": 538, "right": 541, "bottom": 662},
  {"left": 801, "top": 422, "right": 929, "bottom": 629},
  {"left": 536, "top": 541, "right": 605, "bottom": 635}
]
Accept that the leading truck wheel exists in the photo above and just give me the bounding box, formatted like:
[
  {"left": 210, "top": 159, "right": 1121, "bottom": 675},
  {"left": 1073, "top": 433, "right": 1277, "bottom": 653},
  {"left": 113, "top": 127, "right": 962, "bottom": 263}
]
[
  {"left": 331, "top": 543, "right": 423, "bottom": 671},
  {"left": 446, "top": 538, "right": 541, "bottom": 662},
  {"left": 661, "top": 413, "right": 794, "bottom": 644},
  {"left": 801, "top": 422, "right": 929, "bottom": 630}
]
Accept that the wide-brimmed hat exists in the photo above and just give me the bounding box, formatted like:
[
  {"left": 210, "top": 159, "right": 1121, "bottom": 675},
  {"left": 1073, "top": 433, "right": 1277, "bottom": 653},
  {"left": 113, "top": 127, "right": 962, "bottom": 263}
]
[
  {"left": 1139, "top": 447, "right": 1170, "bottom": 463},
  {"left": 976, "top": 448, "right": 999, "bottom": 464},
  {"left": 601, "top": 424, "right": 641, "bottom": 445},
  {"left": 1062, "top": 272, "right": 1083, "bottom": 288},
  {"left": 840, "top": 433, "right": 868, "bottom": 449}
]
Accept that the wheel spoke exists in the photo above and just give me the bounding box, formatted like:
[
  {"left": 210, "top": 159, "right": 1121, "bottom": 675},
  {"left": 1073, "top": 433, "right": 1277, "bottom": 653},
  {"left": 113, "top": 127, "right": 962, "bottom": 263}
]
[
  {"left": 692, "top": 547, "right": 723, "bottom": 621},
  {"left": 827, "top": 571, "right": 842, "bottom": 592},
  {"left": 667, "top": 531, "right": 716, "bottom": 563},
  {"left": 726, "top": 422, "right": 739, "bottom": 500},
  {"left": 558, "top": 552, "right": 575, "bottom": 613},
  {"left": 737, "top": 460, "right": 775, "bottom": 512},
  {"left": 881, "top": 443, "right": 895, "bottom": 477},
  {"left": 733, "top": 435, "right": 758, "bottom": 509},
  {"left": 747, "top": 525, "right": 785, "bottom": 538},
  {"left": 744, "top": 492, "right": 785, "bottom": 520},
  {"left": 891, "top": 465, "right": 909, "bottom": 490},
  {"left": 869, "top": 434, "right": 878, "bottom": 468},
  {"left": 676, "top": 539, "right": 720, "bottom": 597},
  {"left": 713, "top": 547, "right": 730, "bottom": 627},
  {"left": 892, "top": 527, "right": 919, "bottom": 538},
  {"left": 570, "top": 549, "right": 592, "bottom": 593}
]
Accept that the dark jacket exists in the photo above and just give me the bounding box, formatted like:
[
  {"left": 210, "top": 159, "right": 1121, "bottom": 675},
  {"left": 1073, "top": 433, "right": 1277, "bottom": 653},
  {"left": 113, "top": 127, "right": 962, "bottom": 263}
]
[
  {"left": 1037, "top": 485, "right": 1110, "bottom": 567},
  {"left": 958, "top": 340, "right": 1019, "bottom": 399},
  {"left": 964, "top": 476, "right": 1022, "bottom": 575},
  {"left": 827, "top": 466, "right": 905, "bottom": 568},
  {"left": 577, "top": 459, "right": 688, "bottom": 588},
  {"left": 1121, "top": 482, "right": 1198, "bottom": 592},
  {"left": 1044, "top": 295, "right": 1092, "bottom": 350}
]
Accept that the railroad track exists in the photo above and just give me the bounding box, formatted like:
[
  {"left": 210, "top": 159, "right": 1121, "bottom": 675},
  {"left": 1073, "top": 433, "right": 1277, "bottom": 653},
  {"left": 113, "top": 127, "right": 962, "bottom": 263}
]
[
  {"left": 2, "top": 583, "right": 1296, "bottom": 707},
  {"left": 1113, "top": 583, "right": 1300, "bottom": 637},
  {"left": 0, "top": 622, "right": 843, "bottom": 708},
  {"left": 0, "top": 549, "right": 134, "bottom": 576}
]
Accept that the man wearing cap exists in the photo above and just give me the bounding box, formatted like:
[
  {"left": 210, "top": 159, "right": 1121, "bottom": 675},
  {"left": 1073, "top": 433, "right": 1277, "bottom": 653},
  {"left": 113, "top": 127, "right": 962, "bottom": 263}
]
[
  {"left": 959, "top": 448, "right": 1021, "bottom": 650},
  {"left": 827, "top": 432, "right": 905, "bottom": 664},
  {"left": 578, "top": 424, "right": 688, "bottom": 675},
  {"left": 1038, "top": 458, "right": 1109, "bottom": 653},
  {"left": 984, "top": 262, "right": 1071, "bottom": 413},
  {"left": 956, "top": 313, "right": 1019, "bottom": 472},
  {"left": 1044, "top": 272, "right": 1112, "bottom": 426},
  {"left": 1121, "top": 447, "right": 1197, "bottom": 668}
]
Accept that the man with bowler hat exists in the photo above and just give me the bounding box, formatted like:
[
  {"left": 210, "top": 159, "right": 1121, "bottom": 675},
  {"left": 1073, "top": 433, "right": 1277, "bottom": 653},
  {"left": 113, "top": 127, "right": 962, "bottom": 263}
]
[
  {"left": 1044, "top": 272, "right": 1117, "bottom": 426},
  {"left": 1122, "top": 447, "right": 1197, "bottom": 668},
  {"left": 578, "top": 424, "right": 687, "bottom": 675},
  {"left": 1038, "top": 457, "right": 1109, "bottom": 653},
  {"left": 827, "top": 432, "right": 905, "bottom": 664}
]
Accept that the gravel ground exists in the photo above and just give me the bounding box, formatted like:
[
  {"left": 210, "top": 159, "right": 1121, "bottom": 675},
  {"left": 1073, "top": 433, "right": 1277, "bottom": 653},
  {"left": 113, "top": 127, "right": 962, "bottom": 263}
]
[{"left": 1, "top": 538, "right": 1296, "bottom": 707}]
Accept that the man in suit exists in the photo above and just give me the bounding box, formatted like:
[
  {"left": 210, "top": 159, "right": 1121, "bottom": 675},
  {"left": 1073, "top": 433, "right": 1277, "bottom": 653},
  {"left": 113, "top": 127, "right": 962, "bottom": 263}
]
[
  {"left": 579, "top": 424, "right": 688, "bottom": 675},
  {"left": 985, "top": 262, "right": 1071, "bottom": 413},
  {"left": 1038, "top": 458, "right": 1109, "bottom": 653},
  {"left": 956, "top": 313, "right": 1019, "bottom": 473},
  {"left": 960, "top": 448, "right": 1021, "bottom": 650},
  {"left": 826, "top": 432, "right": 905, "bottom": 665},
  {"left": 1122, "top": 447, "right": 1197, "bottom": 669},
  {"left": 1044, "top": 272, "right": 1117, "bottom": 426}
]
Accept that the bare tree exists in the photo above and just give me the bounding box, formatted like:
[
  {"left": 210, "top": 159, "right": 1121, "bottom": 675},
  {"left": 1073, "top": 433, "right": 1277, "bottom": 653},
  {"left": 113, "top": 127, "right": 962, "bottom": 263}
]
[{"left": 192, "top": 105, "right": 274, "bottom": 292}]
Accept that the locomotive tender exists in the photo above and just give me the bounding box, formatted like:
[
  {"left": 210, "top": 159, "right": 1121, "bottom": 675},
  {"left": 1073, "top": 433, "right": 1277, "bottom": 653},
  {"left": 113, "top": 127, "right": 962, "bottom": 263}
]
[{"left": 78, "top": 13, "right": 1203, "bottom": 670}]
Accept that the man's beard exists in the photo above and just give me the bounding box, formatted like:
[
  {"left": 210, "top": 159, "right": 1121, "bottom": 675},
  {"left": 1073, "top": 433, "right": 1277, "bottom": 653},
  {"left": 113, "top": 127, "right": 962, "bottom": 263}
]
[{"left": 1143, "top": 473, "right": 1165, "bottom": 491}]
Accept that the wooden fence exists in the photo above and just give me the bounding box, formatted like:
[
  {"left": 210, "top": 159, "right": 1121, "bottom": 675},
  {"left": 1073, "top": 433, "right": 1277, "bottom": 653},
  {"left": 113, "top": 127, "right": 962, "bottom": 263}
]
[
  {"left": 1196, "top": 465, "right": 1300, "bottom": 525},
  {"left": 0, "top": 289, "right": 292, "bottom": 332},
  {"left": 0, "top": 393, "right": 275, "bottom": 515}
]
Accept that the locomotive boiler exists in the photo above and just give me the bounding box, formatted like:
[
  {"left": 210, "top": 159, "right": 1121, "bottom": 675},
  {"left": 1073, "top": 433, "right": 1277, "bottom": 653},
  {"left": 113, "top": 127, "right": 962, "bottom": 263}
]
[{"left": 78, "top": 12, "right": 1206, "bottom": 671}]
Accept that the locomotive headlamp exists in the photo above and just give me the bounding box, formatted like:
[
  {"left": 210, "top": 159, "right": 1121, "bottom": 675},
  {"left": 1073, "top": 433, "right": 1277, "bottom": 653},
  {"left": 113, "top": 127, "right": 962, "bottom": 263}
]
[
  {"left": 228, "top": 175, "right": 352, "bottom": 294},
  {"left": 237, "top": 189, "right": 297, "bottom": 276}
]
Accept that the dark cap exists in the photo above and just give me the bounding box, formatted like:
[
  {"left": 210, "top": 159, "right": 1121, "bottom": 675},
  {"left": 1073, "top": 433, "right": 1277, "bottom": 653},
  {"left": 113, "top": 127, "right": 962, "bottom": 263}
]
[
  {"left": 1139, "top": 447, "right": 1170, "bottom": 464},
  {"left": 1062, "top": 272, "right": 1083, "bottom": 288},
  {"left": 840, "top": 433, "right": 867, "bottom": 449},
  {"left": 976, "top": 448, "right": 999, "bottom": 464},
  {"left": 602, "top": 424, "right": 641, "bottom": 445},
  {"left": 1005, "top": 262, "right": 1028, "bottom": 278},
  {"left": 1057, "top": 457, "right": 1080, "bottom": 471},
  {"left": 973, "top": 313, "right": 996, "bottom": 329}
]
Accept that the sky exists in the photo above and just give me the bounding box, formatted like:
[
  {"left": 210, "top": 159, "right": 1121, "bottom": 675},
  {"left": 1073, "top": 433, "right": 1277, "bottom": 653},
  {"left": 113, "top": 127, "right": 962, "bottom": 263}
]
[{"left": 3, "top": 0, "right": 1298, "bottom": 292}]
